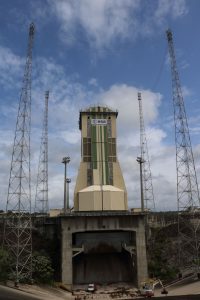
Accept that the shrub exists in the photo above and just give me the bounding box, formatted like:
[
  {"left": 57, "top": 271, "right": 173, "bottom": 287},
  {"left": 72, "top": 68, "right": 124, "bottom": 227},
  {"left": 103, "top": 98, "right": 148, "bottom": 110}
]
[
  {"left": 32, "top": 251, "right": 54, "bottom": 284},
  {"left": 0, "top": 247, "right": 11, "bottom": 282}
]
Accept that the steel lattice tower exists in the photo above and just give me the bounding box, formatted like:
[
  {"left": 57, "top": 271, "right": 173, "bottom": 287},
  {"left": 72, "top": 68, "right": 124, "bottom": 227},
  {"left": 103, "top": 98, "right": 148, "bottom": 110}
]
[
  {"left": 35, "top": 91, "right": 49, "bottom": 214},
  {"left": 4, "top": 23, "right": 35, "bottom": 284},
  {"left": 166, "top": 29, "right": 200, "bottom": 274},
  {"left": 138, "top": 92, "right": 156, "bottom": 211}
]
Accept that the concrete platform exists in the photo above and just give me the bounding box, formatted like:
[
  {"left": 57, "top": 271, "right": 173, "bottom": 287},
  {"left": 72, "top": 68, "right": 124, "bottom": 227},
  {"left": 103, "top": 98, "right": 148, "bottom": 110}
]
[{"left": 61, "top": 211, "right": 148, "bottom": 289}]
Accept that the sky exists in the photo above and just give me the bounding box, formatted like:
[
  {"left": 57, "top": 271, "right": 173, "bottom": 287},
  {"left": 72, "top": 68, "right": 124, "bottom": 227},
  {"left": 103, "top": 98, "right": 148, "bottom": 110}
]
[{"left": 1, "top": 0, "right": 200, "bottom": 211}]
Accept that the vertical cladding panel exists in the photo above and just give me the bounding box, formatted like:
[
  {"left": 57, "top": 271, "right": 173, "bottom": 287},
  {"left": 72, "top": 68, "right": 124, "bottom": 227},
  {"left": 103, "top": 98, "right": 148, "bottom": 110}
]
[
  {"left": 113, "top": 163, "right": 127, "bottom": 191},
  {"left": 91, "top": 125, "right": 97, "bottom": 169},
  {"left": 104, "top": 125, "right": 109, "bottom": 184},
  {"left": 87, "top": 116, "right": 91, "bottom": 137},
  {"left": 97, "top": 125, "right": 100, "bottom": 177},
  {"left": 113, "top": 115, "right": 117, "bottom": 138},
  {"left": 82, "top": 114, "right": 88, "bottom": 137},
  {"left": 108, "top": 162, "right": 113, "bottom": 185},
  {"left": 100, "top": 125, "right": 104, "bottom": 185},
  {"left": 107, "top": 118, "right": 112, "bottom": 137},
  {"left": 87, "top": 162, "right": 92, "bottom": 186},
  {"left": 98, "top": 126, "right": 101, "bottom": 182},
  {"left": 103, "top": 191, "right": 111, "bottom": 210}
]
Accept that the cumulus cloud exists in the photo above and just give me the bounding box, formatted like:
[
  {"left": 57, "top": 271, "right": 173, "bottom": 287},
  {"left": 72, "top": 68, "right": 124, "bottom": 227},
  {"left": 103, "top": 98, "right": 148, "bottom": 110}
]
[
  {"left": 88, "top": 78, "right": 98, "bottom": 87},
  {"left": 48, "top": 0, "right": 140, "bottom": 49},
  {"left": 0, "top": 46, "right": 23, "bottom": 72},
  {"left": 98, "top": 84, "right": 162, "bottom": 131},
  {"left": 0, "top": 46, "right": 24, "bottom": 89},
  {"left": 47, "top": 0, "right": 188, "bottom": 50}
]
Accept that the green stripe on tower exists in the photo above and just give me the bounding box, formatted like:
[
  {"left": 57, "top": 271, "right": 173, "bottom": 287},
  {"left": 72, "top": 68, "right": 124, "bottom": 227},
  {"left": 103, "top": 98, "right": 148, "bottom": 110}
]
[
  {"left": 104, "top": 125, "right": 109, "bottom": 184},
  {"left": 100, "top": 126, "right": 104, "bottom": 184},
  {"left": 91, "top": 125, "right": 97, "bottom": 169}
]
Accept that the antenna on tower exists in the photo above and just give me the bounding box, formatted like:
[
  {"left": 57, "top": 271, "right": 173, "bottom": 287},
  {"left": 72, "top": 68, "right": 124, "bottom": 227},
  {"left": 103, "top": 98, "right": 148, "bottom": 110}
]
[
  {"left": 138, "top": 92, "right": 156, "bottom": 212},
  {"left": 166, "top": 29, "right": 200, "bottom": 274},
  {"left": 3, "top": 23, "right": 35, "bottom": 285},
  {"left": 35, "top": 91, "right": 49, "bottom": 214}
]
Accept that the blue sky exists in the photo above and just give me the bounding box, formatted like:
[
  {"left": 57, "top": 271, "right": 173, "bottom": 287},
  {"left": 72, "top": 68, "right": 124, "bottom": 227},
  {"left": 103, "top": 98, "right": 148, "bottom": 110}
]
[{"left": 1, "top": 0, "right": 200, "bottom": 211}]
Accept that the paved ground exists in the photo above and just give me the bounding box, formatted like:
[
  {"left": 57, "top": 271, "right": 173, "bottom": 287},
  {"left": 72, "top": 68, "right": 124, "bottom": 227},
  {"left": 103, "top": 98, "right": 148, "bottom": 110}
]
[
  {"left": 154, "top": 295, "right": 200, "bottom": 299},
  {"left": 0, "top": 285, "right": 42, "bottom": 300},
  {"left": 73, "top": 278, "right": 200, "bottom": 299},
  {"left": 154, "top": 276, "right": 200, "bottom": 298},
  {"left": 0, "top": 284, "right": 75, "bottom": 300},
  {"left": 1, "top": 278, "right": 200, "bottom": 300}
]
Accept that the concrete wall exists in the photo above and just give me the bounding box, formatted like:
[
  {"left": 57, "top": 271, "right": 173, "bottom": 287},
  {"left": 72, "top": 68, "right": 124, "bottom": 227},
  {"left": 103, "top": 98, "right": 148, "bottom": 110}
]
[
  {"left": 61, "top": 212, "right": 147, "bottom": 289},
  {"left": 62, "top": 229, "right": 72, "bottom": 287},
  {"left": 78, "top": 189, "right": 126, "bottom": 211}
]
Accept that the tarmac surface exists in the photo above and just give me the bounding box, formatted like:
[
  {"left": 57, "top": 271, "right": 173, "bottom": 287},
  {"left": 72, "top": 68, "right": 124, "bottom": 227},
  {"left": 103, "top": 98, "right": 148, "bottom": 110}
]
[
  {"left": 0, "top": 285, "right": 42, "bottom": 300},
  {"left": 154, "top": 296, "right": 200, "bottom": 299},
  {"left": 1, "top": 277, "right": 200, "bottom": 300},
  {"left": 0, "top": 283, "right": 74, "bottom": 300}
]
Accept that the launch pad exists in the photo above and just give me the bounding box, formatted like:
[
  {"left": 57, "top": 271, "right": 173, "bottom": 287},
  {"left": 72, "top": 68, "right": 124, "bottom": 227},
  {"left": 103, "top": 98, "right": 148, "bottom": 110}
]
[{"left": 61, "top": 211, "right": 147, "bottom": 289}]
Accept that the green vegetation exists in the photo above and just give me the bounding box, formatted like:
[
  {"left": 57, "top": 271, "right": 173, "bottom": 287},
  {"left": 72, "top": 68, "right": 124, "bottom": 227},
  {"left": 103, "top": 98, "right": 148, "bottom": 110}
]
[
  {"left": 0, "top": 247, "right": 54, "bottom": 284},
  {"left": 0, "top": 247, "right": 12, "bottom": 282},
  {"left": 32, "top": 251, "right": 54, "bottom": 284},
  {"left": 147, "top": 225, "right": 179, "bottom": 281},
  {"left": 148, "top": 257, "right": 178, "bottom": 280},
  {"left": 32, "top": 229, "right": 60, "bottom": 281}
]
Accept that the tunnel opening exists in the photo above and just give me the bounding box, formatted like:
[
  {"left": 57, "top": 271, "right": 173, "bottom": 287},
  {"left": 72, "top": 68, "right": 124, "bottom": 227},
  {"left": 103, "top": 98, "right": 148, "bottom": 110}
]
[{"left": 72, "top": 230, "right": 136, "bottom": 285}]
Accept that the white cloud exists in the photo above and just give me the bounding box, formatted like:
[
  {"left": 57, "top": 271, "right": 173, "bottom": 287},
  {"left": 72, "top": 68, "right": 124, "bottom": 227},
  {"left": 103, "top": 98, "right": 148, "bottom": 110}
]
[
  {"left": 0, "top": 46, "right": 24, "bottom": 88},
  {"left": 48, "top": 0, "right": 140, "bottom": 49},
  {"left": 181, "top": 85, "right": 192, "bottom": 98},
  {"left": 97, "top": 84, "right": 161, "bottom": 131},
  {"left": 88, "top": 78, "right": 98, "bottom": 87},
  {"left": 60, "top": 130, "right": 80, "bottom": 145},
  {"left": 0, "top": 46, "right": 23, "bottom": 71},
  {"left": 47, "top": 0, "right": 188, "bottom": 50},
  {"left": 155, "top": 0, "right": 188, "bottom": 23}
]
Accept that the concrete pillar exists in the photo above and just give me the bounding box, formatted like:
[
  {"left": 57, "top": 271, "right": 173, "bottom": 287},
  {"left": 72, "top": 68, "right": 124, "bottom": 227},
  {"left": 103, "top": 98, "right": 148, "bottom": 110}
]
[
  {"left": 61, "top": 220, "right": 72, "bottom": 289},
  {"left": 136, "top": 217, "right": 148, "bottom": 287}
]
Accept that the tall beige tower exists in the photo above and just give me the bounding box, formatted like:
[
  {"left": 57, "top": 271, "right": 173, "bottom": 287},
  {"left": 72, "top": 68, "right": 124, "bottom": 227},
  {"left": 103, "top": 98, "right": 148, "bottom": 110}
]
[{"left": 74, "top": 106, "right": 127, "bottom": 211}]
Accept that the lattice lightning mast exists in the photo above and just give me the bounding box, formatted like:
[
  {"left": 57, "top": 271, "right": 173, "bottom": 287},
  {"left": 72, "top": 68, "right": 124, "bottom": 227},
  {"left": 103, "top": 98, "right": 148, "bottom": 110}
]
[
  {"left": 4, "top": 23, "right": 35, "bottom": 284},
  {"left": 166, "top": 29, "right": 200, "bottom": 273},
  {"left": 35, "top": 91, "right": 49, "bottom": 214},
  {"left": 138, "top": 92, "right": 156, "bottom": 211}
]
